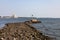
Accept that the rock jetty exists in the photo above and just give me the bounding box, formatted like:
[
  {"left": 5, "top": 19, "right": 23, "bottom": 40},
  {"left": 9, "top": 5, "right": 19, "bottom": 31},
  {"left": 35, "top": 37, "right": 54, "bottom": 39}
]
[{"left": 0, "top": 22, "right": 53, "bottom": 40}]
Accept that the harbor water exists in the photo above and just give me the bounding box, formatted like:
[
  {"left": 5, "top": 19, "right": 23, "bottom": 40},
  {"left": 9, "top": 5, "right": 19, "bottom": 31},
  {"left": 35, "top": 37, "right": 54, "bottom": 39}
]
[{"left": 0, "top": 17, "right": 60, "bottom": 40}]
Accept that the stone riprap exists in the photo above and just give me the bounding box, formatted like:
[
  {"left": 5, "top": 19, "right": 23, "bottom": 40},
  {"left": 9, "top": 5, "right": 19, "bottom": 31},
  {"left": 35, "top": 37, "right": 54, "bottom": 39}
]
[{"left": 0, "top": 22, "right": 54, "bottom": 40}]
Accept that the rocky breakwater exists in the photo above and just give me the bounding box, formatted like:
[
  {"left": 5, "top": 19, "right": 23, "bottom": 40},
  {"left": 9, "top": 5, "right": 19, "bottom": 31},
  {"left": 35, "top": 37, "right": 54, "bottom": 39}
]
[{"left": 0, "top": 22, "right": 54, "bottom": 40}]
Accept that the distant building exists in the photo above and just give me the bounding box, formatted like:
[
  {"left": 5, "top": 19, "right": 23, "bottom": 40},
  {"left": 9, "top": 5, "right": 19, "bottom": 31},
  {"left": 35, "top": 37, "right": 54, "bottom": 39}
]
[
  {"left": 2, "top": 16, "right": 11, "bottom": 18},
  {"left": 11, "top": 14, "right": 15, "bottom": 18},
  {"left": 11, "top": 14, "right": 18, "bottom": 18},
  {"left": 0, "top": 14, "right": 18, "bottom": 18}
]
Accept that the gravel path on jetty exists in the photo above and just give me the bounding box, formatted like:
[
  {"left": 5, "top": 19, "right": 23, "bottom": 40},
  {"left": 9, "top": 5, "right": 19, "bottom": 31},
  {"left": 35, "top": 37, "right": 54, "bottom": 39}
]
[{"left": 0, "top": 22, "right": 54, "bottom": 40}]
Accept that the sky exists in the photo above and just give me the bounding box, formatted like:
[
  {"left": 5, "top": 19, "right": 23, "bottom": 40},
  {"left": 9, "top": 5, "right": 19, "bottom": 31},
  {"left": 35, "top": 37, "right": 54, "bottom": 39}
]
[{"left": 0, "top": 0, "right": 60, "bottom": 18}]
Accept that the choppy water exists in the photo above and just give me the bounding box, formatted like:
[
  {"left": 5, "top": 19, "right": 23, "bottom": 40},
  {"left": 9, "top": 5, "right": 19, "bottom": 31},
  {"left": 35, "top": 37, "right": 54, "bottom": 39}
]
[{"left": 0, "top": 17, "right": 60, "bottom": 40}]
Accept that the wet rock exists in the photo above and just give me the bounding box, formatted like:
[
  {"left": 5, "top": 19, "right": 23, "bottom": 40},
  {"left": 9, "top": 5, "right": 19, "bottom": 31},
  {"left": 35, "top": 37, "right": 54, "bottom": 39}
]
[{"left": 0, "top": 22, "right": 53, "bottom": 40}]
